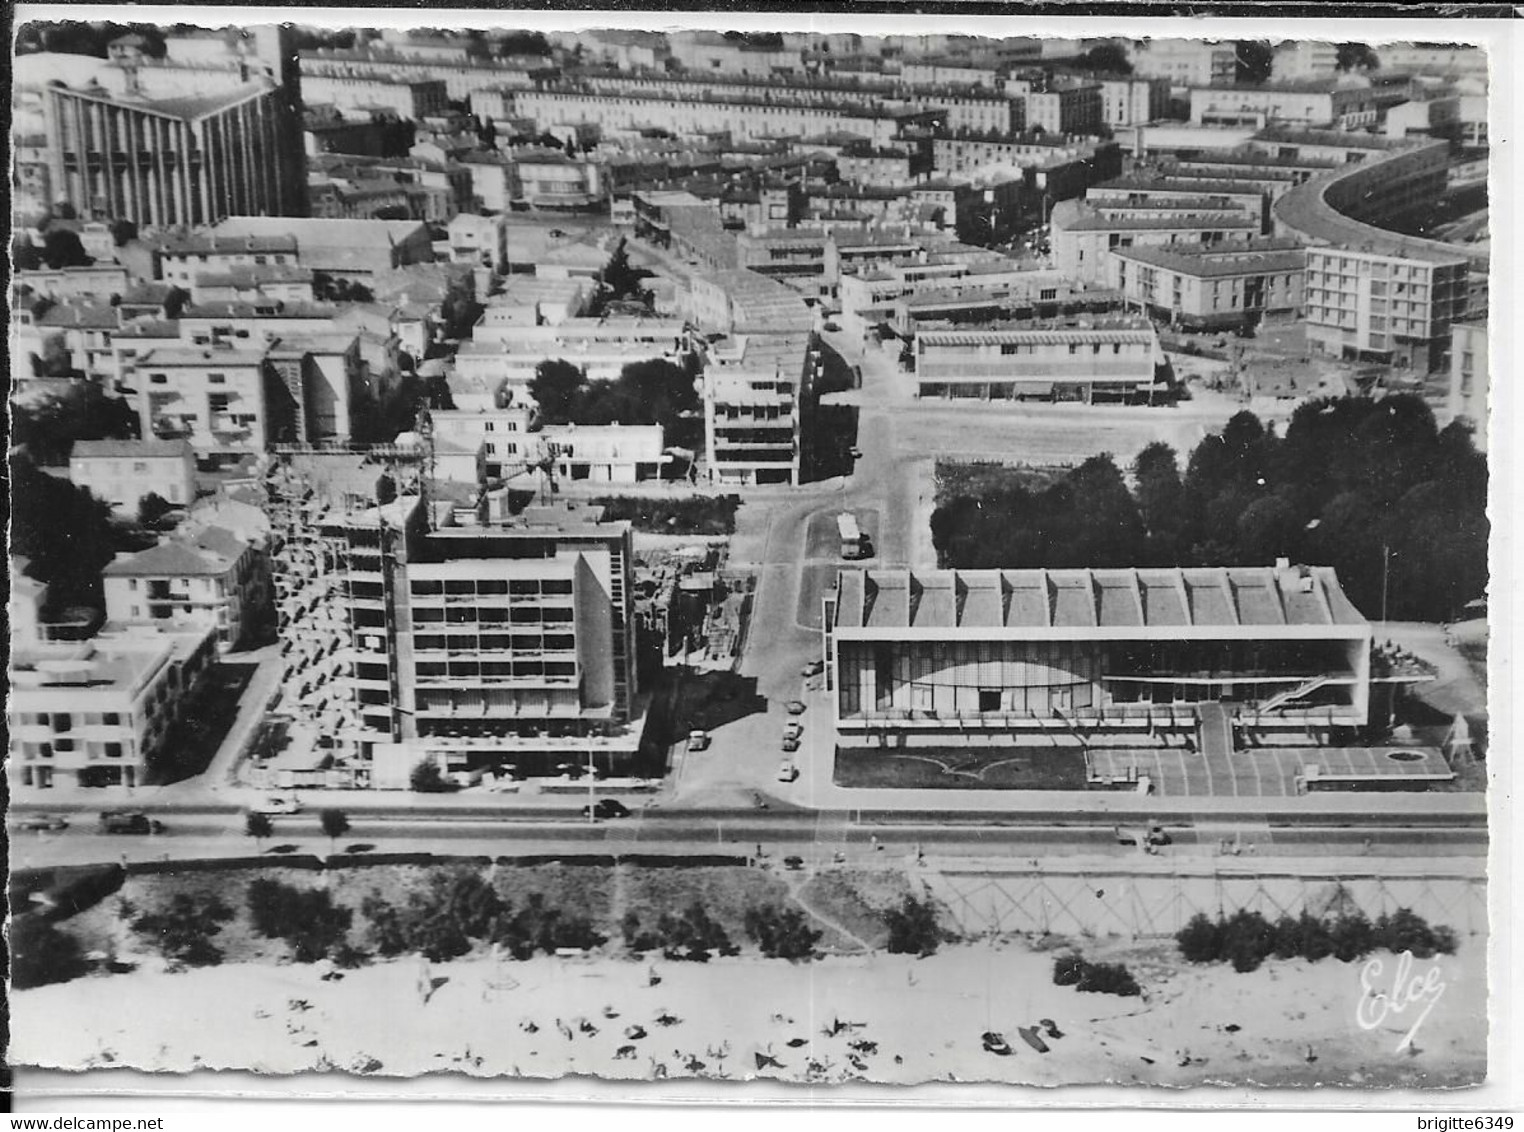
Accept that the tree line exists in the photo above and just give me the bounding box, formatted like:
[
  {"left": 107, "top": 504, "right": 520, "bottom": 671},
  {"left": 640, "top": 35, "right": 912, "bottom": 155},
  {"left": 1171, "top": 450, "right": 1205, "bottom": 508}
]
[{"left": 930, "top": 395, "right": 1487, "bottom": 623}]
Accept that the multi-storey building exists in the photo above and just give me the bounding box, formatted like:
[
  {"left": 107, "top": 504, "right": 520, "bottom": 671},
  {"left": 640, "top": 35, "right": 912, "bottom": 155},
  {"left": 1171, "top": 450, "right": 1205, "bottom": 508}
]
[
  {"left": 540, "top": 423, "right": 669, "bottom": 484},
  {"left": 103, "top": 526, "right": 267, "bottom": 652},
  {"left": 1007, "top": 77, "right": 1104, "bottom": 135},
  {"left": 155, "top": 233, "right": 302, "bottom": 287},
  {"left": 8, "top": 622, "right": 218, "bottom": 791},
  {"left": 1108, "top": 239, "right": 1306, "bottom": 330},
  {"left": 1128, "top": 40, "right": 1238, "bottom": 88},
  {"left": 135, "top": 344, "right": 281, "bottom": 455},
  {"left": 1301, "top": 245, "right": 1469, "bottom": 374},
  {"left": 1270, "top": 41, "right": 1341, "bottom": 83},
  {"left": 298, "top": 47, "right": 549, "bottom": 102},
  {"left": 42, "top": 78, "right": 304, "bottom": 227},
  {"left": 513, "top": 87, "right": 902, "bottom": 147},
  {"left": 1188, "top": 80, "right": 1388, "bottom": 131},
  {"left": 1088, "top": 176, "right": 1272, "bottom": 233},
  {"left": 1050, "top": 197, "right": 1259, "bottom": 286},
  {"left": 301, "top": 74, "right": 449, "bottom": 121},
  {"left": 1098, "top": 76, "right": 1173, "bottom": 127},
  {"left": 684, "top": 269, "right": 816, "bottom": 335},
  {"left": 1270, "top": 134, "right": 1482, "bottom": 374},
  {"left": 211, "top": 216, "right": 435, "bottom": 279},
  {"left": 702, "top": 331, "right": 813, "bottom": 486},
  {"left": 69, "top": 439, "right": 198, "bottom": 519},
  {"left": 265, "top": 466, "right": 644, "bottom": 786},
  {"left": 823, "top": 563, "right": 1373, "bottom": 750},
  {"left": 913, "top": 316, "right": 1160, "bottom": 402},
  {"left": 1447, "top": 321, "right": 1487, "bottom": 446}
]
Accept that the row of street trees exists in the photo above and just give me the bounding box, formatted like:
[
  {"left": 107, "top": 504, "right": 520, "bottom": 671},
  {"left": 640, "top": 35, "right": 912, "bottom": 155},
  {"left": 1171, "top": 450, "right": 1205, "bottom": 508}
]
[{"left": 931, "top": 395, "right": 1487, "bottom": 622}]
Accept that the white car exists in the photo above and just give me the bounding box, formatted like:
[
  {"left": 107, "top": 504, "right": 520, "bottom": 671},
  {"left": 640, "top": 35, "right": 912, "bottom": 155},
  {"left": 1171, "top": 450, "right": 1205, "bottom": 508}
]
[
  {"left": 777, "top": 761, "right": 799, "bottom": 783},
  {"left": 688, "top": 730, "right": 712, "bottom": 752},
  {"left": 783, "top": 720, "right": 804, "bottom": 741},
  {"left": 250, "top": 795, "right": 302, "bottom": 816}
]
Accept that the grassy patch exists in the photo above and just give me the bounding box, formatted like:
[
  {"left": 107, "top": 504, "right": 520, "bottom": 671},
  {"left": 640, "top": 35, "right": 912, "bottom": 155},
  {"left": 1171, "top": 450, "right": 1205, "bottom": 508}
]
[
  {"left": 591, "top": 495, "right": 739, "bottom": 536},
  {"left": 797, "top": 869, "right": 914, "bottom": 950},
  {"left": 835, "top": 746, "right": 1088, "bottom": 790},
  {"left": 934, "top": 460, "right": 1068, "bottom": 507}
]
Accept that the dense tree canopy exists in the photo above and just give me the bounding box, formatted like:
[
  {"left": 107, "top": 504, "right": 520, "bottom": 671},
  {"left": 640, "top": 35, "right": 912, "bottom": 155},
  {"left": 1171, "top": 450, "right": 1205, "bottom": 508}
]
[
  {"left": 530, "top": 357, "right": 701, "bottom": 447},
  {"left": 931, "top": 395, "right": 1488, "bottom": 622},
  {"left": 10, "top": 454, "right": 122, "bottom": 613}
]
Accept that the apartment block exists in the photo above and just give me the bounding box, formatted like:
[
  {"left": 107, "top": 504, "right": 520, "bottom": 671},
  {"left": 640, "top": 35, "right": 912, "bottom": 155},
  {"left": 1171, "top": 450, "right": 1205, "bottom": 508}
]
[
  {"left": 913, "top": 317, "right": 1160, "bottom": 403},
  {"left": 1302, "top": 244, "right": 1469, "bottom": 374},
  {"left": 70, "top": 438, "right": 197, "bottom": 519},
  {"left": 103, "top": 526, "right": 267, "bottom": 652},
  {"left": 1050, "top": 197, "right": 1259, "bottom": 286},
  {"left": 1099, "top": 76, "right": 1173, "bottom": 127},
  {"left": 8, "top": 623, "right": 219, "bottom": 791},
  {"left": 1447, "top": 320, "right": 1487, "bottom": 446},
  {"left": 1128, "top": 40, "right": 1238, "bottom": 87},
  {"left": 1109, "top": 239, "right": 1306, "bottom": 329},
  {"left": 301, "top": 74, "right": 448, "bottom": 121},
  {"left": 702, "top": 331, "right": 813, "bottom": 486}
]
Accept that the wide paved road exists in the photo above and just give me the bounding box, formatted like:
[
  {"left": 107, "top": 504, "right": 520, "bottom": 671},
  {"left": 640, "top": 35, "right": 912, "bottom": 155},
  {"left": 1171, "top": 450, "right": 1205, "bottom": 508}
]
[{"left": 8, "top": 806, "right": 1487, "bottom": 871}]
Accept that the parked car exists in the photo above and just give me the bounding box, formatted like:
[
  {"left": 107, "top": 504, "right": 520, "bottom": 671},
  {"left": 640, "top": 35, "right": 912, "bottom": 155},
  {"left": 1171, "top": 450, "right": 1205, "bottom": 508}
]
[
  {"left": 782, "top": 737, "right": 801, "bottom": 753},
  {"left": 783, "top": 720, "right": 804, "bottom": 741},
  {"left": 785, "top": 700, "right": 807, "bottom": 715},
  {"left": 778, "top": 760, "right": 799, "bottom": 782},
  {"left": 801, "top": 659, "right": 824, "bottom": 678},
  {"left": 849, "top": 446, "right": 863, "bottom": 459},
  {"left": 99, "top": 811, "right": 165, "bottom": 835},
  {"left": 250, "top": 795, "right": 302, "bottom": 816},
  {"left": 688, "top": 730, "right": 711, "bottom": 752},
  {"left": 583, "top": 799, "right": 632, "bottom": 820},
  {"left": 823, "top": 320, "right": 841, "bottom": 332},
  {"left": 17, "top": 813, "right": 69, "bottom": 832}
]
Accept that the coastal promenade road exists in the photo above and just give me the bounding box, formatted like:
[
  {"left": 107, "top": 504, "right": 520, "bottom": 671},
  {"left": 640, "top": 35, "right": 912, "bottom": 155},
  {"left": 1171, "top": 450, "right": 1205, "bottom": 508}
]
[{"left": 8, "top": 804, "right": 1487, "bottom": 872}]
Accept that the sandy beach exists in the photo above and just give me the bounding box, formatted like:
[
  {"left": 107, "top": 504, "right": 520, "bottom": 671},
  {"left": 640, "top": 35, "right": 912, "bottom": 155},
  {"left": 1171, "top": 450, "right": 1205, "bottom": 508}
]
[{"left": 11, "top": 937, "right": 1486, "bottom": 1088}]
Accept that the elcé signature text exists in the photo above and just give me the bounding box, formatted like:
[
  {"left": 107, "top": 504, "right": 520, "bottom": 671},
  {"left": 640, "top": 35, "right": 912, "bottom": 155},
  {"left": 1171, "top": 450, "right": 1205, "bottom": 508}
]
[{"left": 1355, "top": 949, "right": 1447, "bottom": 1052}]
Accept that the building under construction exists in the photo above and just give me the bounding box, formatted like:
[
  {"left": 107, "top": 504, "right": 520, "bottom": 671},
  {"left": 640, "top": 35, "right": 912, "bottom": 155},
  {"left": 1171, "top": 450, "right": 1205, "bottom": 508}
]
[{"left": 263, "top": 439, "right": 644, "bottom": 788}]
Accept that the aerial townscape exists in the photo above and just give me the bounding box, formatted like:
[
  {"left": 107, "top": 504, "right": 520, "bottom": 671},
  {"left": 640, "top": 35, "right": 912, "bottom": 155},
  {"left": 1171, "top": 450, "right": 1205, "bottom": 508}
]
[{"left": 7, "top": 21, "right": 1495, "bottom": 1094}]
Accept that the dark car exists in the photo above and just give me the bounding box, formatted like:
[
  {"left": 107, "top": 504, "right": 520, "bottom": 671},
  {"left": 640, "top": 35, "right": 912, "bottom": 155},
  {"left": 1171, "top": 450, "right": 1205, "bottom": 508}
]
[
  {"left": 17, "top": 814, "right": 69, "bottom": 832},
  {"left": 99, "top": 811, "right": 165, "bottom": 835},
  {"left": 582, "top": 799, "right": 632, "bottom": 820}
]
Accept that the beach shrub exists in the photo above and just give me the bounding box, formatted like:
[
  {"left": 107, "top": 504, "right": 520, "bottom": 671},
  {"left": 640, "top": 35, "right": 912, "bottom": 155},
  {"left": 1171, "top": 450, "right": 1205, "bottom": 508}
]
[
  {"left": 622, "top": 901, "right": 736, "bottom": 961},
  {"left": 1331, "top": 912, "right": 1377, "bottom": 963},
  {"left": 130, "top": 892, "right": 235, "bottom": 967},
  {"left": 884, "top": 895, "right": 942, "bottom": 956},
  {"left": 10, "top": 914, "right": 90, "bottom": 989},
  {"left": 1052, "top": 954, "right": 1141, "bottom": 996},
  {"left": 1052, "top": 953, "right": 1086, "bottom": 986},
  {"left": 744, "top": 905, "right": 823, "bottom": 960},
  {"left": 1178, "top": 907, "right": 1458, "bottom": 970},
  {"left": 361, "top": 871, "right": 605, "bottom": 962},
  {"left": 1374, "top": 907, "right": 1459, "bottom": 958},
  {"left": 1175, "top": 913, "right": 1223, "bottom": 964},
  {"left": 247, "top": 878, "right": 354, "bottom": 963},
  {"left": 1220, "top": 909, "right": 1276, "bottom": 973}
]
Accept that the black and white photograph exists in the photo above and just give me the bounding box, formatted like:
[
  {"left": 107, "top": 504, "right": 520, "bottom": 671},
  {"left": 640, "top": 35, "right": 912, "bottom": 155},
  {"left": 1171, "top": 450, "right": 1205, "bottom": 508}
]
[{"left": 4, "top": 5, "right": 1517, "bottom": 1113}]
